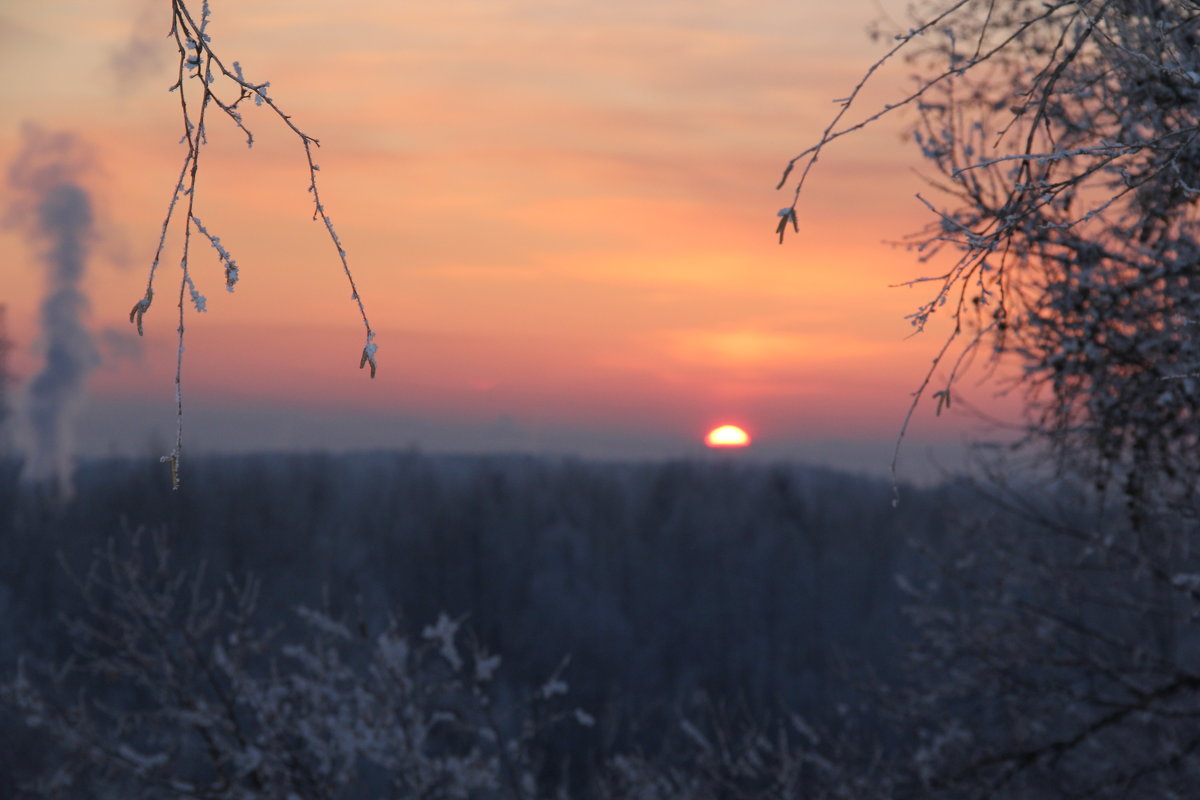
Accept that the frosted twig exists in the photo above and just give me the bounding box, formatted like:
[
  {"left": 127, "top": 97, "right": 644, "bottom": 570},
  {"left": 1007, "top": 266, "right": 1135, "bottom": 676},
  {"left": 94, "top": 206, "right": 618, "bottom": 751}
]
[{"left": 128, "top": 1, "right": 377, "bottom": 487}]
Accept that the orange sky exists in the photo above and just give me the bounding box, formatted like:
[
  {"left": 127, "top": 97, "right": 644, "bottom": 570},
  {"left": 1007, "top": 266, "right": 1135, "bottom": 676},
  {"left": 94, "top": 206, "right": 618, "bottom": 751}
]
[{"left": 0, "top": 0, "right": 1021, "bottom": 476}]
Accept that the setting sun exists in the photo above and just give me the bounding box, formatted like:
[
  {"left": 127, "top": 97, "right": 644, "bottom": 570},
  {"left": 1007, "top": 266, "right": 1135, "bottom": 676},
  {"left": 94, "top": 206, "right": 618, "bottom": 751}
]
[{"left": 704, "top": 425, "right": 751, "bottom": 448}]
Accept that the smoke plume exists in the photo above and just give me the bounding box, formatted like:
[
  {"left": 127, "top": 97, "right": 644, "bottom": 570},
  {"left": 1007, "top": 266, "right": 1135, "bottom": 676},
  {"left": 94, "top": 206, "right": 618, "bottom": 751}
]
[{"left": 7, "top": 125, "right": 99, "bottom": 496}]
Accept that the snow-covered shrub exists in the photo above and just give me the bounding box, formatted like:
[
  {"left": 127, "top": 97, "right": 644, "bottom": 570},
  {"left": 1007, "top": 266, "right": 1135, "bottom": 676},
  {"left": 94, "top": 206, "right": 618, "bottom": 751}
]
[
  {"left": 594, "top": 705, "right": 895, "bottom": 800},
  {"left": 3, "top": 528, "right": 583, "bottom": 798}
]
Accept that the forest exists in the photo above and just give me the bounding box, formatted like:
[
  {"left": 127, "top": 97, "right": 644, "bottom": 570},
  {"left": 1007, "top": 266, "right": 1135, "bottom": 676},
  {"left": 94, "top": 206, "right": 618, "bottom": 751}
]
[
  {"left": 7, "top": 446, "right": 1182, "bottom": 798},
  {"left": 0, "top": 450, "right": 967, "bottom": 796}
]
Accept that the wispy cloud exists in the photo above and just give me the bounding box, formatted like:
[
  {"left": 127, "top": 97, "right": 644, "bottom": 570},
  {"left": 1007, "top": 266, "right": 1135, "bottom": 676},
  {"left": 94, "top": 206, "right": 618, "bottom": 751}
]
[{"left": 109, "top": 0, "right": 169, "bottom": 91}]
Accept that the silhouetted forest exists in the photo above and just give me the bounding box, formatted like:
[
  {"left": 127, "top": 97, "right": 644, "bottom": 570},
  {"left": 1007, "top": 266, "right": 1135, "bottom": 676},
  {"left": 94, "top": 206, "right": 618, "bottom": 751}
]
[{"left": 0, "top": 451, "right": 977, "bottom": 795}]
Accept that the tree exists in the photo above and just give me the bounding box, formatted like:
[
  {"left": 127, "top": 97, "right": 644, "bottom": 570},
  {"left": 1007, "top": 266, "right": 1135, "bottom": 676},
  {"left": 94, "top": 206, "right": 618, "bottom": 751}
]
[
  {"left": 777, "top": 1, "right": 1200, "bottom": 794},
  {"left": 780, "top": 0, "right": 1200, "bottom": 518},
  {"left": 131, "top": 1, "right": 377, "bottom": 488}
]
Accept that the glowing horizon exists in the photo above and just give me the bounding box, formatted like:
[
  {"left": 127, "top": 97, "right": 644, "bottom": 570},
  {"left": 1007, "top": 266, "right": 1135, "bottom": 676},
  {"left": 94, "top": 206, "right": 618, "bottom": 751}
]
[{"left": 0, "top": 0, "right": 1020, "bottom": 471}]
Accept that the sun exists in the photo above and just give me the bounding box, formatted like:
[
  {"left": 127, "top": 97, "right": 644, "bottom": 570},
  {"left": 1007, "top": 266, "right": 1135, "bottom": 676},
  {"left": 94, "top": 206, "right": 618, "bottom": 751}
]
[{"left": 704, "top": 424, "right": 751, "bottom": 448}]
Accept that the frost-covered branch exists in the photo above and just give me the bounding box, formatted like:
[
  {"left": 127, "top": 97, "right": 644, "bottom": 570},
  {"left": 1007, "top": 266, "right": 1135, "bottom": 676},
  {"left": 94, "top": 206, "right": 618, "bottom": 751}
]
[
  {"left": 129, "top": 1, "right": 377, "bottom": 488},
  {"left": 781, "top": 0, "right": 1200, "bottom": 512}
]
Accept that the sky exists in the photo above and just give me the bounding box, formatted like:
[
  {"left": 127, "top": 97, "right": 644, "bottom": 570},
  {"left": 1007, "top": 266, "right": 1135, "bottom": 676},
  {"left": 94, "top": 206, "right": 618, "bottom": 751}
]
[{"left": 0, "top": 0, "right": 1022, "bottom": 478}]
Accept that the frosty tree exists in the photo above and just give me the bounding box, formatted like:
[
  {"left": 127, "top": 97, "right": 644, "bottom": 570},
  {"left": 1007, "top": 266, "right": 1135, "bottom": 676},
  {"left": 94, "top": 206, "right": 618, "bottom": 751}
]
[
  {"left": 131, "top": 0, "right": 377, "bottom": 488},
  {"left": 781, "top": 0, "right": 1200, "bottom": 517},
  {"left": 779, "top": 2, "right": 1200, "bottom": 795}
]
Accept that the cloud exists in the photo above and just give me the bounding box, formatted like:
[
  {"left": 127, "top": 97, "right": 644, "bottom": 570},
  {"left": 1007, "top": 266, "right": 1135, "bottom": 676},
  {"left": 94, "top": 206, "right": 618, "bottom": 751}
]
[
  {"left": 97, "top": 326, "right": 144, "bottom": 365},
  {"left": 109, "top": 0, "right": 169, "bottom": 91}
]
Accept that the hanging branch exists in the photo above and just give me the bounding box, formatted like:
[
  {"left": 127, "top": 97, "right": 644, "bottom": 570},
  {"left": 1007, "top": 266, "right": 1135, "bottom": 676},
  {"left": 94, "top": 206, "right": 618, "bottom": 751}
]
[{"left": 129, "top": 0, "right": 377, "bottom": 488}]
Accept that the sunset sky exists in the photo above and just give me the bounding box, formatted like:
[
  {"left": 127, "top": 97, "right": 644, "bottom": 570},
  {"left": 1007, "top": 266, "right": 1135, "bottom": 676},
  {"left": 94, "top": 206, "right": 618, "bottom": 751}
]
[{"left": 0, "top": 0, "right": 1021, "bottom": 477}]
